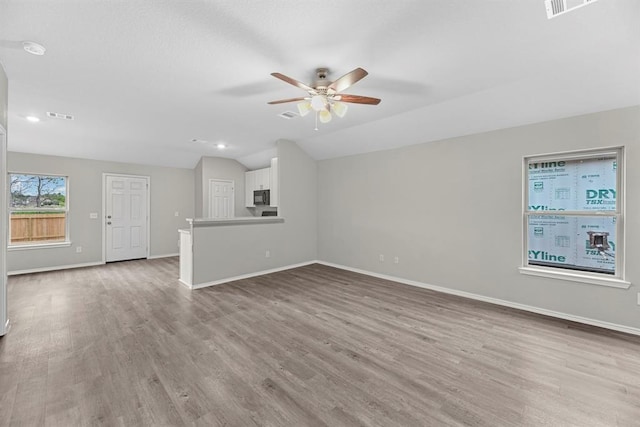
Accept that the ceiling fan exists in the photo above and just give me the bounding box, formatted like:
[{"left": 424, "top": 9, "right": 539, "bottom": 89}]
[{"left": 268, "top": 67, "right": 381, "bottom": 129}]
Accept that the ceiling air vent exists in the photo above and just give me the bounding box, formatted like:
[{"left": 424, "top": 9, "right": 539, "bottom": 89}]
[
  {"left": 545, "top": 0, "right": 598, "bottom": 19},
  {"left": 47, "top": 111, "right": 74, "bottom": 120},
  {"left": 278, "top": 111, "right": 298, "bottom": 120}
]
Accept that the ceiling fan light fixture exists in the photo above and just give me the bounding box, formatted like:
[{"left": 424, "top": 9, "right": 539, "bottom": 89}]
[
  {"left": 310, "top": 95, "right": 327, "bottom": 111},
  {"left": 297, "top": 101, "right": 312, "bottom": 117},
  {"left": 318, "top": 109, "right": 332, "bottom": 124},
  {"left": 332, "top": 101, "right": 348, "bottom": 118}
]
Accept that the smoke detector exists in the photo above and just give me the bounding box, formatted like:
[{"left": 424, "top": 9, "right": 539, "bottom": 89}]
[
  {"left": 23, "top": 41, "right": 46, "bottom": 56},
  {"left": 545, "top": 0, "right": 599, "bottom": 19}
]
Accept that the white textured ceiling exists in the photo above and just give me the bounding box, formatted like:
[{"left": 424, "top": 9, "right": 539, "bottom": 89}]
[{"left": 0, "top": 1, "right": 638, "bottom": 170}]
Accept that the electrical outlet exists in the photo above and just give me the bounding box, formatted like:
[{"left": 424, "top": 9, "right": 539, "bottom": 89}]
[
  {"left": 379, "top": 254, "right": 384, "bottom": 262},
  {"left": 394, "top": 256, "right": 399, "bottom": 264},
  {"left": 89, "top": 212, "right": 98, "bottom": 219},
  {"left": 76, "top": 246, "right": 82, "bottom": 253},
  {"left": 174, "top": 211, "right": 179, "bottom": 217},
  {"left": 265, "top": 250, "right": 270, "bottom": 258}
]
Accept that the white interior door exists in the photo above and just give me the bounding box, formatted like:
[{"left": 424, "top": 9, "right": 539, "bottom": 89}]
[
  {"left": 105, "top": 175, "right": 149, "bottom": 262},
  {"left": 209, "top": 179, "right": 234, "bottom": 219}
]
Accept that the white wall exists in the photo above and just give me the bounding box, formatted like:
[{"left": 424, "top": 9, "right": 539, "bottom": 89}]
[
  {"left": 195, "top": 156, "right": 251, "bottom": 218},
  {"left": 7, "top": 152, "right": 195, "bottom": 272},
  {"left": 191, "top": 140, "right": 317, "bottom": 285},
  {"left": 317, "top": 106, "right": 640, "bottom": 330}
]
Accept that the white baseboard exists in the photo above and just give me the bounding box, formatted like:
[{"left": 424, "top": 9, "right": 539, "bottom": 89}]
[
  {"left": 316, "top": 261, "right": 640, "bottom": 337},
  {"left": 8, "top": 261, "right": 105, "bottom": 276},
  {"left": 148, "top": 253, "right": 179, "bottom": 260},
  {"left": 0, "top": 319, "right": 9, "bottom": 336},
  {"left": 190, "top": 261, "right": 317, "bottom": 290}
]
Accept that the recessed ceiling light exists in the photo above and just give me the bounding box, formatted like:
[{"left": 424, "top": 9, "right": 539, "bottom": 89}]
[
  {"left": 23, "top": 41, "right": 46, "bottom": 56},
  {"left": 216, "top": 143, "right": 226, "bottom": 149},
  {"left": 26, "top": 116, "right": 40, "bottom": 123}
]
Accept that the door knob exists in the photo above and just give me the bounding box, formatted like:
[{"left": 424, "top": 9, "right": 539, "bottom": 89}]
[
  {"left": 107, "top": 221, "right": 112, "bottom": 225},
  {"left": 107, "top": 215, "right": 112, "bottom": 219}
]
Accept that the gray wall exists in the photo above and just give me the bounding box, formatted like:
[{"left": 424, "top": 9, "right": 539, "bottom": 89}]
[
  {"left": 194, "top": 158, "right": 203, "bottom": 217},
  {"left": 192, "top": 140, "right": 317, "bottom": 284},
  {"left": 7, "top": 152, "right": 195, "bottom": 272},
  {"left": 0, "top": 62, "right": 7, "bottom": 130},
  {"left": 317, "top": 106, "right": 640, "bottom": 329},
  {"left": 195, "top": 156, "right": 251, "bottom": 218}
]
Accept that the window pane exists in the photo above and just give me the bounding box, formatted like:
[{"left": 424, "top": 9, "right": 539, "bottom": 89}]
[
  {"left": 528, "top": 156, "right": 616, "bottom": 212},
  {"left": 527, "top": 215, "right": 616, "bottom": 275},
  {"left": 10, "top": 174, "right": 66, "bottom": 210},
  {"left": 10, "top": 212, "right": 67, "bottom": 244}
]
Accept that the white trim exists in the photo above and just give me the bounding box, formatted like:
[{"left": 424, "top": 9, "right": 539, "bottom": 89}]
[
  {"left": 8, "top": 261, "right": 105, "bottom": 276},
  {"left": 188, "top": 261, "right": 316, "bottom": 290},
  {"left": 148, "top": 253, "right": 179, "bottom": 259},
  {"left": 316, "top": 261, "right": 640, "bottom": 337},
  {"left": 8, "top": 241, "right": 72, "bottom": 251},
  {"left": 518, "top": 266, "right": 630, "bottom": 288},
  {"left": 1, "top": 318, "right": 10, "bottom": 336},
  {"left": 0, "top": 125, "right": 7, "bottom": 337},
  {"left": 102, "top": 173, "right": 151, "bottom": 263}
]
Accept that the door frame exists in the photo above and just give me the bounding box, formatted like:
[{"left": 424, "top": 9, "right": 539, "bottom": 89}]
[
  {"left": 208, "top": 179, "right": 235, "bottom": 218},
  {"left": 0, "top": 124, "right": 7, "bottom": 336},
  {"left": 102, "top": 173, "right": 151, "bottom": 263}
]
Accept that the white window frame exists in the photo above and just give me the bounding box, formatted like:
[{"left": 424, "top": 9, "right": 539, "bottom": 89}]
[
  {"left": 519, "top": 147, "right": 630, "bottom": 289},
  {"left": 8, "top": 172, "right": 71, "bottom": 250}
]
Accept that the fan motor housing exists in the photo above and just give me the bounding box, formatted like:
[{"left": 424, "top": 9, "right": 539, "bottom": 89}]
[{"left": 314, "top": 68, "right": 330, "bottom": 89}]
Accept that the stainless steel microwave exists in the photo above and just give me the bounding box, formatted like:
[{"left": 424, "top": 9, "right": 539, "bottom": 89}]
[{"left": 254, "top": 190, "right": 270, "bottom": 206}]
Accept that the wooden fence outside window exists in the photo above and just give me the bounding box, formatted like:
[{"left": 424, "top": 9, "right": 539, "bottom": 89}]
[{"left": 10, "top": 213, "right": 66, "bottom": 243}]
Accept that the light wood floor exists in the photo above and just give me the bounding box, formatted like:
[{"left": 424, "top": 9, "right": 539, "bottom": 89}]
[{"left": 1, "top": 259, "right": 639, "bottom": 426}]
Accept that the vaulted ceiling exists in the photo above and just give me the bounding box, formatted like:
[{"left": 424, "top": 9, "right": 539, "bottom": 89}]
[{"left": 0, "top": 1, "right": 638, "bottom": 169}]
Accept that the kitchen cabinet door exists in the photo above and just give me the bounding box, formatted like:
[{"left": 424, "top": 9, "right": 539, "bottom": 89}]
[{"left": 256, "top": 168, "right": 270, "bottom": 190}]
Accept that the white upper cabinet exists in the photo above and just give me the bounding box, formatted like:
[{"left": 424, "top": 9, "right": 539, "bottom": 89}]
[
  {"left": 255, "top": 168, "right": 270, "bottom": 190},
  {"left": 245, "top": 167, "right": 272, "bottom": 207}
]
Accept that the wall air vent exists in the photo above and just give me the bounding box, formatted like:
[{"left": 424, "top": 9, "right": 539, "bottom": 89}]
[
  {"left": 46, "top": 111, "right": 74, "bottom": 120},
  {"left": 278, "top": 111, "right": 298, "bottom": 119},
  {"left": 545, "top": 0, "right": 598, "bottom": 19}
]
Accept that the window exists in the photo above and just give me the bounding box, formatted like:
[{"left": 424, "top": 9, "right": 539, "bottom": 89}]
[
  {"left": 521, "top": 148, "right": 628, "bottom": 288},
  {"left": 9, "top": 173, "right": 69, "bottom": 247}
]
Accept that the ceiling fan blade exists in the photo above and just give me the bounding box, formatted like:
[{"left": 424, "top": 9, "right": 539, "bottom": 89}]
[
  {"left": 338, "top": 94, "right": 381, "bottom": 105},
  {"left": 327, "top": 68, "right": 368, "bottom": 93},
  {"left": 267, "top": 97, "right": 307, "bottom": 105},
  {"left": 271, "top": 72, "right": 316, "bottom": 93}
]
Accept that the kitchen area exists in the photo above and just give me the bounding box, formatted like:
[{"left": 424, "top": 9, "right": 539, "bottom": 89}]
[
  {"left": 244, "top": 157, "right": 278, "bottom": 217},
  {"left": 178, "top": 140, "right": 317, "bottom": 290}
]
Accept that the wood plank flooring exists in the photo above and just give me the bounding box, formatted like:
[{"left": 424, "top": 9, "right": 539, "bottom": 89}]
[{"left": 1, "top": 259, "right": 639, "bottom": 426}]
